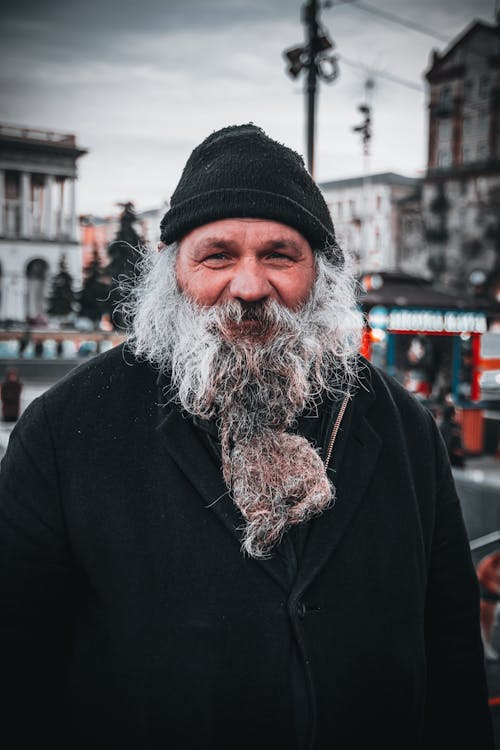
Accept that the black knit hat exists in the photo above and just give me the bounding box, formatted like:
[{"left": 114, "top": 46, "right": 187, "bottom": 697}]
[{"left": 160, "top": 124, "right": 336, "bottom": 252}]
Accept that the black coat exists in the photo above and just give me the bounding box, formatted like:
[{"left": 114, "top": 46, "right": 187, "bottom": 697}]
[{"left": 0, "top": 345, "right": 493, "bottom": 749}]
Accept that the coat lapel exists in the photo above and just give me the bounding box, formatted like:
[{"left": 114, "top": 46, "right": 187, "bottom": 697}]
[
  {"left": 154, "top": 364, "right": 381, "bottom": 595},
  {"left": 155, "top": 404, "right": 289, "bottom": 590},
  {"left": 293, "top": 379, "right": 382, "bottom": 597}
]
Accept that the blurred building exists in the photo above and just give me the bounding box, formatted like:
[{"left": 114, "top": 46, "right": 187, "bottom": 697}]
[
  {"left": 320, "top": 173, "right": 420, "bottom": 272},
  {"left": 0, "top": 123, "right": 87, "bottom": 323},
  {"left": 395, "top": 185, "right": 428, "bottom": 278},
  {"left": 423, "top": 14, "right": 500, "bottom": 302}
]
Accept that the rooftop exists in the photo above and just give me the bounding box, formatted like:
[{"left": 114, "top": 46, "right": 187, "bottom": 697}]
[
  {"left": 0, "top": 123, "right": 87, "bottom": 158},
  {"left": 319, "top": 172, "right": 420, "bottom": 191},
  {"left": 0, "top": 123, "right": 78, "bottom": 147}
]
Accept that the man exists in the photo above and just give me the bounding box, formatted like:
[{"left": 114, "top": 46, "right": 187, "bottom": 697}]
[
  {"left": 0, "top": 367, "right": 22, "bottom": 422},
  {"left": 0, "top": 124, "right": 493, "bottom": 749}
]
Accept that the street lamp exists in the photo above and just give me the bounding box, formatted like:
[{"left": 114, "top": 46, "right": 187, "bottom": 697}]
[
  {"left": 352, "top": 103, "right": 372, "bottom": 156},
  {"left": 352, "top": 78, "right": 375, "bottom": 270},
  {"left": 283, "top": 0, "right": 339, "bottom": 177}
]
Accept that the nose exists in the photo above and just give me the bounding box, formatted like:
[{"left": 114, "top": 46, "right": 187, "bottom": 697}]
[{"left": 227, "top": 261, "right": 273, "bottom": 303}]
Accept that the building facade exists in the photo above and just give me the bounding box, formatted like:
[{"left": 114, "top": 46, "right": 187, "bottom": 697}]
[
  {"left": 0, "top": 123, "right": 87, "bottom": 323},
  {"left": 423, "top": 15, "right": 500, "bottom": 299},
  {"left": 319, "top": 173, "right": 421, "bottom": 273}
]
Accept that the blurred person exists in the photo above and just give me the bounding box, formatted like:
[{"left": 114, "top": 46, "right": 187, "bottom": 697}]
[
  {"left": 34, "top": 339, "right": 44, "bottom": 358},
  {"left": 477, "top": 551, "right": 500, "bottom": 661},
  {"left": 0, "top": 124, "right": 493, "bottom": 750},
  {"left": 18, "top": 331, "right": 30, "bottom": 357},
  {"left": 0, "top": 367, "right": 23, "bottom": 422}
]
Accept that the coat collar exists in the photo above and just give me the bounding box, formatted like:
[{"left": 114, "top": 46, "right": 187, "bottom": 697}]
[
  {"left": 155, "top": 400, "right": 289, "bottom": 589},
  {"left": 292, "top": 367, "right": 381, "bottom": 597},
  {"left": 155, "top": 360, "right": 381, "bottom": 593}
]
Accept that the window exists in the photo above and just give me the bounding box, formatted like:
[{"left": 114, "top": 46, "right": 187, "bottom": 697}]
[
  {"left": 477, "top": 143, "right": 488, "bottom": 160},
  {"left": 439, "top": 119, "right": 452, "bottom": 141},
  {"left": 479, "top": 111, "right": 489, "bottom": 136},
  {"left": 440, "top": 86, "right": 453, "bottom": 109},
  {"left": 464, "top": 79, "right": 474, "bottom": 99},
  {"left": 479, "top": 75, "right": 490, "bottom": 98},
  {"left": 5, "top": 171, "right": 20, "bottom": 200},
  {"left": 437, "top": 149, "right": 451, "bottom": 167},
  {"left": 463, "top": 115, "right": 473, "bottom": 137}
]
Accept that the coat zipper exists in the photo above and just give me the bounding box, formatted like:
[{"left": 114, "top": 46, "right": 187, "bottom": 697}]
[{"left": 323, "top": 394, "right": 350, "bottom": 469}]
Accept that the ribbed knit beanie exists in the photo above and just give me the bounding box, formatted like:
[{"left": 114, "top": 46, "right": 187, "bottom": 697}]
[{"left": 159, "top": 124, "right": 336, "bottom": 252}]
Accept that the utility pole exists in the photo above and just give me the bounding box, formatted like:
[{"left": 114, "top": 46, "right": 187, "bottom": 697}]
[
  {"left": 305, "top": 0, "right": 319, "bottom": 177},
  {"left": 283, "top": 0, "right": 338, "bottom": 178}
]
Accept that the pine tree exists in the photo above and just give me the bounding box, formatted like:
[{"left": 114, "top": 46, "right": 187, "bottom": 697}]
[
  {"left": 79, "top": 246, "right": 109, "bottom": 329},
  {"left": 106, "top": 202, "right": 142, "bottom": 329},
  {"left": 46, "top": 255, "right": 75, "bottom": 319}
]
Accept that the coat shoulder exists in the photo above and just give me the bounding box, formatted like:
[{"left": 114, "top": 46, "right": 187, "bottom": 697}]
[
  {"left": 28, "top": 344, "right": 159, "bottom": 429},
  {"left": 359, "top": 356, "right": 434, "bottom": 427},
  {"left": 44, "top": 343, "right": 151, "bottom": 397}
]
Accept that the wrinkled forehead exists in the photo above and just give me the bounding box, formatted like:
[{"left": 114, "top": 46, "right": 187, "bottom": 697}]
[
  {"left": 178, "top": 217, "right": 312, "bottom": 251},
  {"left": 159, "top": 218, "right": 313, "bottom": 251}
]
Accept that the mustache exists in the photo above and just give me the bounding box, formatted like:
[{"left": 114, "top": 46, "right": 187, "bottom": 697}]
[
  {"left": 208, "top": 299, "right": 297, "bottom": 339},
  {"left": 236, "top": 301, "right": 277, "bottom": 321}
]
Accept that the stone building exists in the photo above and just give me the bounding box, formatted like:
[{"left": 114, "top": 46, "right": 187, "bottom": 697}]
[
  {"left": 423, "top": 14, "right": 500, "bottom": 300},
  {"left": 0, "top": 123, "right": 87, "bottom": 323},
  {"left": 319, "top": 172, "right": 420, "bottom": 273}
]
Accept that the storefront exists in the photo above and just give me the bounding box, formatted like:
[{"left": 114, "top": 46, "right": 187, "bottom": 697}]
[{"left": 359, "top": 273, "right": 497, "bottom": 454}]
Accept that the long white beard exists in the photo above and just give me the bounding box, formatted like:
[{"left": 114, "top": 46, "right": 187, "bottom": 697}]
[{"left": 123, "top": 244, "right": 362, "bottom": 557}]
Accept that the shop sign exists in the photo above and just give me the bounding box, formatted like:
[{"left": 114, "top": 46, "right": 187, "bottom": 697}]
[{"left": 386, "top": 308, "right": 487, "bottom": 334}]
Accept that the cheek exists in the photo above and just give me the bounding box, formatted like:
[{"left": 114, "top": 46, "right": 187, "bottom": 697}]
[
  {"left": 175, "top": 263, "right": 225, "bottom": 305},
  {"left": 279, "top": 266, "right": 316, "bottom": 307}
]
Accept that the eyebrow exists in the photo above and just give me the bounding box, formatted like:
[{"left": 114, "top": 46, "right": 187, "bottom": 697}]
[
  {"left": 193, "top": 237, "right": 304, "bottom": 254},
  {"left": 264, "top": 239, "right": 303, "bottom": 253},
  {"left": 192, "top": 238, "right": 237, "bottom": 254}
]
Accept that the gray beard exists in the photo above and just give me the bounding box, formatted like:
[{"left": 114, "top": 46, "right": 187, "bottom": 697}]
[
  {"left": 164, "top": 296, "right": 346, "bottom": 558},
  {"left": 124, "top": 245, "right": 362, "bottom": 557}
]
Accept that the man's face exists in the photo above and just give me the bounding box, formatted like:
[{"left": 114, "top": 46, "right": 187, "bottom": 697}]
[{"left": 175, "top": 218, "right": 316, "bottom": 311}]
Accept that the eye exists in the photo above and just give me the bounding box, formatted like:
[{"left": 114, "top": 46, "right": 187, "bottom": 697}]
[
  {"left": 201, "top": 252, "right": 232, "bottom": 268},
  {"left": 266, "top": 252, "right": 295, "bottom": 264}
]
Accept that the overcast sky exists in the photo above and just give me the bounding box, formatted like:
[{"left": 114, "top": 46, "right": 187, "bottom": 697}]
[{"left": 0, "top": 0, "right": 495, "bottom": 216}]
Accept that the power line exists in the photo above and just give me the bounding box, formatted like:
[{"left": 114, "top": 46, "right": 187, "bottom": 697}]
[
  {"left": 337, "top": 54, "right": 425, "bottom": 92},
  {"left": 330, "top": 0, "right": 451, "bottom": 43}
]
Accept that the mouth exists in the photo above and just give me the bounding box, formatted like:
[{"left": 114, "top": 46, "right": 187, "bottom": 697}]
[
  {"left": 237, "top": 319, "right": 265, "bottom": 332},
  {"left": 214, "top": 302, "right": 282, "bottom": 342},
  {"left": 223, "top": 319, "right": 267, "bottom": 339}
]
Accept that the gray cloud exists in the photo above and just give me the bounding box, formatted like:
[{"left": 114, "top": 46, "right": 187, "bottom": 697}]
[{"left": 0, "top": 0, "right": 493, "bottom": 214}]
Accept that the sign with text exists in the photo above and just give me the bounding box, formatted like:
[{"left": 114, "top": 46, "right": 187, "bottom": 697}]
[{"left": 368, "top": 307, "right": 487, "bottom": 335}]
